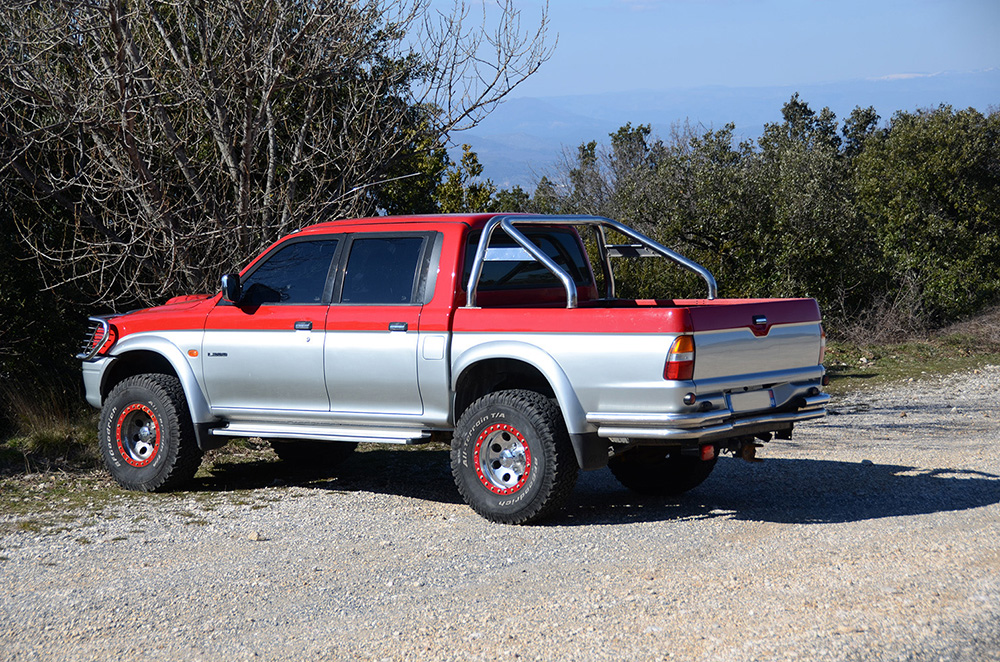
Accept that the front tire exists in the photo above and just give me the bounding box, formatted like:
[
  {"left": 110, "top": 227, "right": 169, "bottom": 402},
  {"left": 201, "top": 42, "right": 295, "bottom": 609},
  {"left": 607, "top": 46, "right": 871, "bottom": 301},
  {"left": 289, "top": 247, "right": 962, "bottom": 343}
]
[
  {"left": 609, "top": 446, "right": 717, "bottom": 496},
  {"left": 452, "top": 390, "right": 578, "bottom": 524},
  {"left": 99, "top": 374, "right": 203, "bottom": 491}
]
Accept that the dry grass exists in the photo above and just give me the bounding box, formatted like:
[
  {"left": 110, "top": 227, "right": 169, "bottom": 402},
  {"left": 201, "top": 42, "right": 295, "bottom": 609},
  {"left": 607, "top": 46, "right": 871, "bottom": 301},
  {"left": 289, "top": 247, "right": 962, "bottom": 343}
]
[
  {"left": 0, "top": 380, "right": 99, "bottom": 475},
  {"left": 937, "top": 305, "right": 1000, "bottom": 347},
  {"left": 824, "top": 306, "right": 1000, "bottom": 394},
  {"left": 833, "top": 277, "right": 926, "bottom": 346}
]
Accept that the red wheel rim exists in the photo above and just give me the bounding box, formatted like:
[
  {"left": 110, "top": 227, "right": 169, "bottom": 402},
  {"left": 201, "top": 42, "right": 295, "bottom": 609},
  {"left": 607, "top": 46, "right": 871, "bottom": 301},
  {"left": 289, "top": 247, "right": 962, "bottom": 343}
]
[
  {"left": 474, "top": 423, "right": 532, "bottom": 495},
  {"left": 115, "top": 403, "right": 161, "bottom": 467}
]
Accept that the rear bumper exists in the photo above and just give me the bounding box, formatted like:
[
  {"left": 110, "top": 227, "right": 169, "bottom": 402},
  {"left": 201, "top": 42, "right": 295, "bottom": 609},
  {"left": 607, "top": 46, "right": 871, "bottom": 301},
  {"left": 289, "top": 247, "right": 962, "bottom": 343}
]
[{"left": 586, "top": 393, "right": 829, "bottom": 442}]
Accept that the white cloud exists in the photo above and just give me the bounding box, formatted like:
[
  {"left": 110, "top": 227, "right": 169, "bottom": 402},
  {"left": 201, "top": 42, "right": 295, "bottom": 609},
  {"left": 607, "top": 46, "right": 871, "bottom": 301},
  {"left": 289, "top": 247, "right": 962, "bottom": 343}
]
[{"left": 869, "top": 72, "right": 942, "bottom": 81}]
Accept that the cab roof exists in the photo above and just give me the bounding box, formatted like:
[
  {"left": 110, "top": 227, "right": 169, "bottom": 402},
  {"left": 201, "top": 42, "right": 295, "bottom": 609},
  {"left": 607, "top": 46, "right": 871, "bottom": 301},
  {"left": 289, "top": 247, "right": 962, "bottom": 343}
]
[{"left": 297, "top": 213, "right": 513, "bottom": 236}]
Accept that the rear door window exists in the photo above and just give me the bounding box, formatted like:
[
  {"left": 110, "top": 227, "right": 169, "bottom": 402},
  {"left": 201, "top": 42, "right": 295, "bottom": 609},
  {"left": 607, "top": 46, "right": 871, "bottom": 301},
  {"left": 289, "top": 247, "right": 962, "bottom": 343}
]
[{"left": 340, "top": 236, "right": 427, "bottom": 304}]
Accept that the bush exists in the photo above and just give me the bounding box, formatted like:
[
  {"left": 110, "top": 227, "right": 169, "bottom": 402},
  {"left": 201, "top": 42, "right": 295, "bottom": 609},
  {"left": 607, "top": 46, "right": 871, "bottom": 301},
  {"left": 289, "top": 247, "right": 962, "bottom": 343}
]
[
  {"left": 853, "top": 106, "right": 1000, "bottom": 326},
  {"left": 536, "top": 101, "right": 1000, "bottom": 340}
]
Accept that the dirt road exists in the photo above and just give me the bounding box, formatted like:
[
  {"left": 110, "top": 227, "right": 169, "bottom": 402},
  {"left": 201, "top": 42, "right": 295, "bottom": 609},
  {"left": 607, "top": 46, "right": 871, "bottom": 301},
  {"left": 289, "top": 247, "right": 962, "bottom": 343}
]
[{"left": 2, "top": 367, "right": 999, "bottom": 661}]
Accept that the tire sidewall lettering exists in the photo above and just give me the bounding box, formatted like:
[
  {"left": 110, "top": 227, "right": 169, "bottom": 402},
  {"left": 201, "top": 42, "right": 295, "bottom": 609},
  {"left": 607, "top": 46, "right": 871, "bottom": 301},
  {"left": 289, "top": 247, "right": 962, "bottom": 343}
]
[
  {"left": 462, "top": 412, "right": 508, "bottom": 469},
  {"left": 497, "top": 472, "right": 537, "bottom": 507},
  {"left": 103, "top": 402, "right": 124, "bottom": 468},
  {"left": 145, "top": 398, "right": 165, "bottom": 470},
  {"left": 471, "top": 411, "right": 506, "bottom": 430}
]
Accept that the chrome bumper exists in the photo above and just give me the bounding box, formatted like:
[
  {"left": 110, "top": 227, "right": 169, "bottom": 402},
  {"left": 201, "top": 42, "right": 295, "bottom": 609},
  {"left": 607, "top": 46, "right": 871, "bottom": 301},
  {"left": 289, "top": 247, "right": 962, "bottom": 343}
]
[
  {"left": 587, "top": 393, "right": 830, "bottom": 441},
  {"left": 81, "top": 357, "right": 113, "bottom": 408}
]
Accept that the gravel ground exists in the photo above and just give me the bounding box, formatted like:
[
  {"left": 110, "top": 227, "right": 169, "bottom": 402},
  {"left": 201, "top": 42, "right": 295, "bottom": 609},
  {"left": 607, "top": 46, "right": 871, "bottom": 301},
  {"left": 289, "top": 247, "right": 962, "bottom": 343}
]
[{"left": 2, "top": 367, "right": 999, "bottom": 661}]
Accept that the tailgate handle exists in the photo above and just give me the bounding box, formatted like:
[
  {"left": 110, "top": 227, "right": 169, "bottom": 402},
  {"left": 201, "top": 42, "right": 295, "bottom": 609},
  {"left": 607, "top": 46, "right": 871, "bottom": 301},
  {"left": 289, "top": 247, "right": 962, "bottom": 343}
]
[
  {"left": 388, "top": 322, "right": 408, "bottom": 332},
  {"left": 294, "top": 321, "right": 313, "bottom": 331},
  {"left": 752, "top": 315, "right": 767, "bottom": 326}
]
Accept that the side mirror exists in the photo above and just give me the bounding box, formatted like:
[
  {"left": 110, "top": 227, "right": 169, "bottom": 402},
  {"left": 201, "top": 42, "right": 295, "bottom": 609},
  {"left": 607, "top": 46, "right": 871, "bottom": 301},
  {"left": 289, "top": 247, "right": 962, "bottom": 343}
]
[{"left": 221, "top": 273, "right": 242, "bottom": 303}]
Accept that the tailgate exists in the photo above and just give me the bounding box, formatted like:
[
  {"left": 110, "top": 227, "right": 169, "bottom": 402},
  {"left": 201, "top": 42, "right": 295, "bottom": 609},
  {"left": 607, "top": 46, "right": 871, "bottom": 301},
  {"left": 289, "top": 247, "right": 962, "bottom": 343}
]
[{"left": 682, "top": 299, "right": 823, "bottom": 380}]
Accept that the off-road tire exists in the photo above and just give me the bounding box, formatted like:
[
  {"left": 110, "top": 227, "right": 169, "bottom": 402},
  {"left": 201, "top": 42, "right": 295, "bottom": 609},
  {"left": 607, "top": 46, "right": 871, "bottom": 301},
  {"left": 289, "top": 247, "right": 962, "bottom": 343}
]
[
  {"left": 99, "top": 374, "right": 203, "bottom": 492},
  {"left": 609, "top": 446, "right": 718, "bottom": 496},
  {"left": 452, "top": 389, "right": 578, "bottom": 525},
  {"left": 269, "top": 440, "right": 357, "bottom": 468}
]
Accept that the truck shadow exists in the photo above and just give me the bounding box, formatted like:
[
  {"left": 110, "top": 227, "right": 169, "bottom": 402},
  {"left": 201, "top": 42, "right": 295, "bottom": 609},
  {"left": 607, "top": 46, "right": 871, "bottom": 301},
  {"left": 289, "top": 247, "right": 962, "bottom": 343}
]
[
  {"left": 196, "top": 447, "right": 1000, "bottom": 526},
  {"left": 193, "top": 446, "right": 465, "bottom": 505},
  {"left": 555, "top": 456, "right": 1000, "bottom": 526}
]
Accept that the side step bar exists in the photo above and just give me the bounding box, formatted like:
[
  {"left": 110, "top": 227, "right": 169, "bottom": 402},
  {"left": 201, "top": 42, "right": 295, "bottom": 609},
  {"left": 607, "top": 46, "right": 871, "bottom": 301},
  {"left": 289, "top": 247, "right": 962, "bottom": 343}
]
[{"left": 209, "top": 421, "right": 430, "bottom": 445}]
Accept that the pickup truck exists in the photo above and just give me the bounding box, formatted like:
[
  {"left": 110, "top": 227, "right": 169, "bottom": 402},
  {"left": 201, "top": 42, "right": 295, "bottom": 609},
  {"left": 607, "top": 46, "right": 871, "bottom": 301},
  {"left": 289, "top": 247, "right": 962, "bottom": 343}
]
[{"left": 78, "top": 213, "right": 829, "bottom": 524}]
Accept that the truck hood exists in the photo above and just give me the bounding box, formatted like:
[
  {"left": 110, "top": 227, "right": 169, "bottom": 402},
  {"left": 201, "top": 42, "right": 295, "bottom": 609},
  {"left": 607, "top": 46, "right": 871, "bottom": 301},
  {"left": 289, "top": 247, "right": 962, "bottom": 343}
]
[{"left": 109, "top": 294, "right": 218, "bottom": 335}]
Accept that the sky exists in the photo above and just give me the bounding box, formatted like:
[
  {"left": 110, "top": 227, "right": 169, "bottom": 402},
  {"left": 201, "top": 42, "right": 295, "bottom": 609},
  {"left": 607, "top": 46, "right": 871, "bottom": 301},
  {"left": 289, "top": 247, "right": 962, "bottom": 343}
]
[
  {"left": 433, "top": 0, "right": 1000, "bottom": 186},
  {"left": 500, "top": 0, "right": 1000, "bottom": 97}
]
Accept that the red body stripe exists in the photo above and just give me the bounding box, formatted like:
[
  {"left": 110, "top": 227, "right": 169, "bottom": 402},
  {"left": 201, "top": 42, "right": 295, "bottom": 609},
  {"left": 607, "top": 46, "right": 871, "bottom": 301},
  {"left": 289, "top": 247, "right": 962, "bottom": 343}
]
[
  {"left": 451, "top": 298, "right": 819, "bottom": 335},
  {"left": 102, "top": 216, "right": 821, "bottom": 341},
  {"left": 112, "top": 298, "right": 820, "bottom": 337},
  {"left": 452, "top": 306, "right": 694, "bottom": 334}
]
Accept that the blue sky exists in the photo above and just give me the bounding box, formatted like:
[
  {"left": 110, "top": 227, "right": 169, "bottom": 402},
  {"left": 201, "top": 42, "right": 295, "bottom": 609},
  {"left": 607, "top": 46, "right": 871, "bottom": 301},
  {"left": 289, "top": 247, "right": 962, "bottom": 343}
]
[
  {"left": 505, "top": 0, "right": 1000, "bottom": 96},
  {"left": 439, "top": 0, "right": 999, "bottom": 186}
]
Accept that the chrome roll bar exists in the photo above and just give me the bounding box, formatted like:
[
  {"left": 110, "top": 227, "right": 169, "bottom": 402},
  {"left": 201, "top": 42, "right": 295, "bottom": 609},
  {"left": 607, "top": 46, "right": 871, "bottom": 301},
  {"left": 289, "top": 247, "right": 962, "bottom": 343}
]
[{"left": 464, "top": 214, "right": 718, "bottom": 308}]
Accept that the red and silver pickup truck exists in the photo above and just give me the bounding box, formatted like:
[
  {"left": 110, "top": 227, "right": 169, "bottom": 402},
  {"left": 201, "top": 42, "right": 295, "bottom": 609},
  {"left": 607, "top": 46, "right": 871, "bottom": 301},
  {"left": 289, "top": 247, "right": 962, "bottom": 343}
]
[{"left": 78, "top": 214, "right": 828, "bottom": 523}]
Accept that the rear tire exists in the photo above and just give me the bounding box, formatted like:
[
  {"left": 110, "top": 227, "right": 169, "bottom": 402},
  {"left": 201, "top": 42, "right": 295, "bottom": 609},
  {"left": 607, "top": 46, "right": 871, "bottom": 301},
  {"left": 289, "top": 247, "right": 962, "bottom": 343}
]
[
  {"left": 452, "top": 390, "right": 578, "bottom": 524},
  {"left": 99, "top": 374, "right": 203, "bottom": 492},
  {"left": 609, "top": 446, "right": 717, "bottom": 496}
]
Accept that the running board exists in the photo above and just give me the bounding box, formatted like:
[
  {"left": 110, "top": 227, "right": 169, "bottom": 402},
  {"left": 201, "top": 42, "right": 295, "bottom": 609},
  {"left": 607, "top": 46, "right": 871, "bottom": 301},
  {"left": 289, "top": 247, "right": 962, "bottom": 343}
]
[{"left": 209, "top": 422, "right": 430, "bottom": 445}]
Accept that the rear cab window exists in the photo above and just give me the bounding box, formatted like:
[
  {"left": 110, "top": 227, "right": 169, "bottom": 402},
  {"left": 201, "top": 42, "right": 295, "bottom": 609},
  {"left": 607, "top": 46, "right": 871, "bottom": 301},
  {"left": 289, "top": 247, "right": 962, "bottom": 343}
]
[{"left": 463, "top": 226, "right": 597, "bottom": 306}]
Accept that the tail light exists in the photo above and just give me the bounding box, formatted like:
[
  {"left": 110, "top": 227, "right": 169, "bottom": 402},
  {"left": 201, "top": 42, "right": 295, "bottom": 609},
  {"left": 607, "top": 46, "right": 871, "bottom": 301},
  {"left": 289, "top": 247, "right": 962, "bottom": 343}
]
[
  {"left": 819, "top": 325, "right": 827, "bottom": 365},
  {"left": 664, "top": 335, "right": 695, "bottom": 381}
]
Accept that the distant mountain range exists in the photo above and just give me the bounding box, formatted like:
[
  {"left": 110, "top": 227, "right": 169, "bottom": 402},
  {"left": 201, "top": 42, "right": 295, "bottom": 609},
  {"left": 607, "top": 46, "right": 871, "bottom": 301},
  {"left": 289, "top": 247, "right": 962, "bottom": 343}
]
[{"left": 458, "top": 69, "right": 1000, "bottom": 190}]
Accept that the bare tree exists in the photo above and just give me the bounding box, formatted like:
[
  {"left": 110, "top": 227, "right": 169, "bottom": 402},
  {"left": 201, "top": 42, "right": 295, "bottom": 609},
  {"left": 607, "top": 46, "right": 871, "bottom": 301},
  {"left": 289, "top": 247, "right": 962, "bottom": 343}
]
[{"left": 0, "top": 0, "right": 551, "bottom": 305}]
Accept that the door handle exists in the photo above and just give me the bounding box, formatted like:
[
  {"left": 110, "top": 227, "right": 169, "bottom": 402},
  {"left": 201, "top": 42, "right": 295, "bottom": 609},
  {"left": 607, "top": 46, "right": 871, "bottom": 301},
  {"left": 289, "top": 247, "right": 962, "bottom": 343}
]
[
  {"left": 294, "top": 321, "right": 313, "bottom": 331},
  {"left": 388, "top": 322, "right": 408, "bottom": 332}
]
